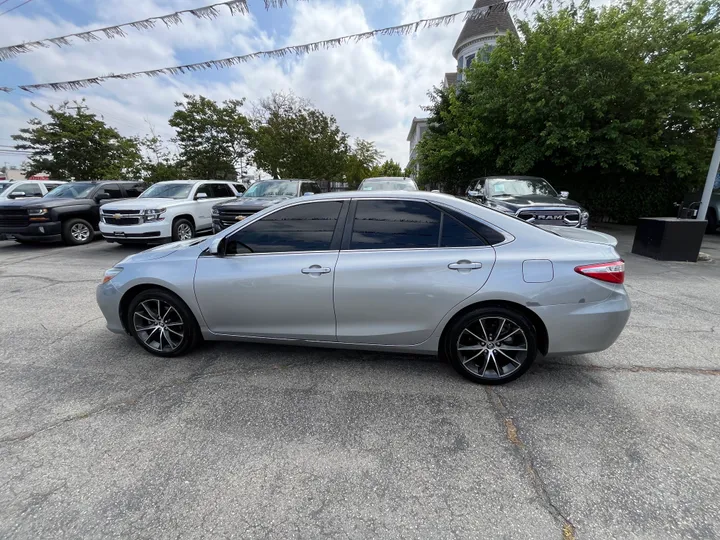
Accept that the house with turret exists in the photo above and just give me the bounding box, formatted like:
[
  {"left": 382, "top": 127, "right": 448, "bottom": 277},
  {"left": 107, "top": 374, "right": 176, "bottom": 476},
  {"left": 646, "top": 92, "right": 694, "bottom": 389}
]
[{"left": 407, "top": 0, "right": 518, "bottom": 174}]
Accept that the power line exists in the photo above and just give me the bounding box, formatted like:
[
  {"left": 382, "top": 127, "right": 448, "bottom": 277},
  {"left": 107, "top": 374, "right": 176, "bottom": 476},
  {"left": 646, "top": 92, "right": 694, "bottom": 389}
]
[
  {"left": 0, "top": 0, "right": 251, "bottom": 61},
  {"left": 1, "top": 0, "right": 534, "bottom": 94},
  {"left": 0, "top": 0, "right": 34, "bottom": 18}
]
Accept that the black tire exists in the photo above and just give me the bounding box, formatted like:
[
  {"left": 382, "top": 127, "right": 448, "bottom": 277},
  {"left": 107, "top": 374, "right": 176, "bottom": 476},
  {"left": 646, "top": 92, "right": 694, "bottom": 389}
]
[
  {"left": 62, "top": 218, "right": 94, "bottom": 246},
  {"left": 706, "top": 209, "right": 718, "bottom": 234},
  {"left": 445, "top": 307, "right": 537, "bottom": 385},
  {"left": 127, "top": 288, "right": 201, "bottom": 357},
  {"left": 172, "top": 218, "right": 195, "bottom": 242}
]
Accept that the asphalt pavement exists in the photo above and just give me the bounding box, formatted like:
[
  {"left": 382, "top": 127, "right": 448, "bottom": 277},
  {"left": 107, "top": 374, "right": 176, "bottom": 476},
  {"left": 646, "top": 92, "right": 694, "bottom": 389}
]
[{"left": 0, "top": 228, "right": 718, "bottom": 539}]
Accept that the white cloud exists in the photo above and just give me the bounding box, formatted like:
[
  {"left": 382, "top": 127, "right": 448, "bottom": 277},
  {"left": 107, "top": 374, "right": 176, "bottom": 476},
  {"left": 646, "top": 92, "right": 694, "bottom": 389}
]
[{"left": 0, "top": 0, "right": 477, "bottom": 169}]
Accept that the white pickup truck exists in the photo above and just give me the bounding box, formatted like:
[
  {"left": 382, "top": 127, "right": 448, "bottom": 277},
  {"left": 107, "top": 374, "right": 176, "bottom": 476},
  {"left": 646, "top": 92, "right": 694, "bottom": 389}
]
[{"left": 99, "top": 180, "right": 240, "bottom": 244}]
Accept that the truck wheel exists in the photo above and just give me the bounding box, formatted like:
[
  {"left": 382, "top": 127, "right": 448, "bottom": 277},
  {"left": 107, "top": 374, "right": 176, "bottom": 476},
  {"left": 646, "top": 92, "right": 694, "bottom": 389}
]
[
  {"left": 172, "top": 218, "right": 194, "bottom": 242},
  {"left": 62, "top": 218, "right": 94, "bottom": 246}
]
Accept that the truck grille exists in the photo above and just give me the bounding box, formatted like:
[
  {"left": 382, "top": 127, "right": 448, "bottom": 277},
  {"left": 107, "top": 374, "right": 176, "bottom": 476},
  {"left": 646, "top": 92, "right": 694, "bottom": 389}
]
[
  {"left": 0, "top": 209, "right": 29, "bottom": 227},
  {"left": 516, "top": 209, "right": 580, "bottom": 227},
  {"left": 102, "top": 209, "right": 142, "bottom": 226},
  {"left": 217, "top": 210, "right": 256, "bottom": 229}
]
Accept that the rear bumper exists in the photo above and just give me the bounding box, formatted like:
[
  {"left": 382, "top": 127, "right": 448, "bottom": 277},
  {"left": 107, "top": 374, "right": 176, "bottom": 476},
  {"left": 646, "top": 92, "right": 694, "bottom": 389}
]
[
  {"left": 0, "top": 221, "right": 62, "bottom": 242},
  {"left": 534, "top": 288, "right": 631, "bottom": 357}
]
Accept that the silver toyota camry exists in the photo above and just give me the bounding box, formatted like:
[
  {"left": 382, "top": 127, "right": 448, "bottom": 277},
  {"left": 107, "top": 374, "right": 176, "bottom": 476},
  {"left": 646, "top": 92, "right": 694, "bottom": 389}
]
[{"left": 97, "top": 191, "right": 630, "bottom": 384}]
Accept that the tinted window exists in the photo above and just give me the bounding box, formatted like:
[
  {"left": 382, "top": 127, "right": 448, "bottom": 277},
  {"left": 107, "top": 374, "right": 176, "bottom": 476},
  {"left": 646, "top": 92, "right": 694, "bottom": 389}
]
[
  {"left": 196, "top": 184, "right": 212, "bottom": 198},
  {"left": 300, "top": 182, "right": 314, "bottom": 195},
  {"left": 97, "top": 184, "right": 122, "bottom": 199},
  {"left": 45, "top": 183, "right": 63, "bottom": 192},
  {"left": 212, "top": 183, "right": 234, "bottom": 198},
  {"left": 234, "top": 183, "right": 246, "bottom": 194},
  {"left": 441, "top": 213, "right": 488, "bottom": 247},
  {"left": 350, "top": 200, "right": 440, "bottom": 250},
  {"left": 13, "top": 183, "right": 43, "bottom": 197},
  {"left": 311, "top": 183, "right": 323, "bottom": 194},
  {"left": 125, "top": 184, "right": 145, "bottom": 197},
  {"left": 441, "top": 205, "right": 506, "bottom": 245},
  {"left": 226, "top": 201, "right": 342, "bottom": 255}
]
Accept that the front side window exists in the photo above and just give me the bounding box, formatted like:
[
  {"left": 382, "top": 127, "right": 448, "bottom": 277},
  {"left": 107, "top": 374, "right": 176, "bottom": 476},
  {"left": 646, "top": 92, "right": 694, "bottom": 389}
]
[
  {"left": 97, "top": 184, "right": 122, "bottom": 199},
  {"left": 140, "top": 183, "right": 192, "bottom": 200},
  {"left": 44, "top": 183, "right": 63, "bottom": 192},
  {"left": 12, "top": 183, "right": 43, "bottom": 197},
  {"left": 350, "top": 200, "right": 440, "bottom": 250},
  {"left": 195, "top": 184, "right": 212, "bottom": 198},
  {"left": 125, "top": 184, "right": 145, "bottom": 197},
  {"left": 225, "top": 201, "right": 343, "bottom": 255},
  {"left": 211, "top": 184, "right": 234, "bottom": 198},
  {"left": 233, "top": 183, "right": 247, "bottom": 194}
]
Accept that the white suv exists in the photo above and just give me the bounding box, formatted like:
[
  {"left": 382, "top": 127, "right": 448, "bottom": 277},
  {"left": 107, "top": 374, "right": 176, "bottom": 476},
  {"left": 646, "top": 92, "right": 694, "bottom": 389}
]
[
  {"left": 0, "top": 180, "right": 66, "bottom": 201},
  {"left": 99, "top": 180, "right": 239, "bottom": 244}
]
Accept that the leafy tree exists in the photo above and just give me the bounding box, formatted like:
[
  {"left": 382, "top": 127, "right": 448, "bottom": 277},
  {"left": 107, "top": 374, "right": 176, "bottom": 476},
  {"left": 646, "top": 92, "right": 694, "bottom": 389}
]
[
  {"left": 371, "top": 159, "right": 404, "bottom": 177},
  {"left": 138, "top": 133, "right": 187, "bottom": 184},
  {"left": 416, "top": 0, "right": 720, "bottom": 220},
  {"left": 169, "top": 94, "right": 251, "bottom": 179},
  {"left": 344, "top": 138, "right": 384, "bottom": 188},
  {"left": 12, "top": 100, "right": 143, "bottom": 180},
  {"left": 249, "top": 92, "right": 350, "bottom": 181}
]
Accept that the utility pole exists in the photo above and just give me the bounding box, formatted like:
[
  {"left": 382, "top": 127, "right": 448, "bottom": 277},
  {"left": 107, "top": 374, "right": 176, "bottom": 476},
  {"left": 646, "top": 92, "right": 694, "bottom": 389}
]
[{"left": 698, "top": 128, "right": 720, "bottom": 223}]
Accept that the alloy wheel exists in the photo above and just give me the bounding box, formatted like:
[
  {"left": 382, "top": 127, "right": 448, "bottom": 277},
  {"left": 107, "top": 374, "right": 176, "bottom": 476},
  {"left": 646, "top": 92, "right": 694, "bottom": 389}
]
[
  {"left": 177, "top": 223, "right": 193, "bottom": 241},
  {"left": 70, "top": 223, "right": 91, "bottom": 242},
  {"left": 132, "top": 299, "right": 185, "bottom": 353},
  {"left": 456, "top": 317, "right": 528, "bottom": 380}
]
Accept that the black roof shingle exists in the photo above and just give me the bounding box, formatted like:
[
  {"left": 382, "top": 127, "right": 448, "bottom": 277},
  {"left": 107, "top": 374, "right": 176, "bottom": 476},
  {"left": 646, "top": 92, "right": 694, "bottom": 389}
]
[{"left": 453, "top": 0, "right": 517, "bottom": 58}]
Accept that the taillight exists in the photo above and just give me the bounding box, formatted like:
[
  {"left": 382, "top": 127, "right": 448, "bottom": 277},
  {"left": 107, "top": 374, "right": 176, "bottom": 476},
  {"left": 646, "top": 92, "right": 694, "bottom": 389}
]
[{"left": 574, "top": 260, "right": 625, "bottom": 284}]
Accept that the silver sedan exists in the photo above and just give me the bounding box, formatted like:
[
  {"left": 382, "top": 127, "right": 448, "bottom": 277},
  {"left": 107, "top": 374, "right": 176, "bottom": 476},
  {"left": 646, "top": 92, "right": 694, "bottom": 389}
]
[{"left": 97, "top": 191, "right": 630, "bottom": 384}]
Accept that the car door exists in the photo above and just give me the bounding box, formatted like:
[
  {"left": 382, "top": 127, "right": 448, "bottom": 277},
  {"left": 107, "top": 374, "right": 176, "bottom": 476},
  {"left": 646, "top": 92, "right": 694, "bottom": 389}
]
[
  {"left": 194, "top": 200, "right": 347, "bottom": 339},
  {"left": 333, "top": 199, "right": 497, "bottom": 346},
  {"left": 91, "top": 184, "right": 124, "bottom": 224},
  {"left": 191, "top": 183, "right": 216, "bottom": 230}
]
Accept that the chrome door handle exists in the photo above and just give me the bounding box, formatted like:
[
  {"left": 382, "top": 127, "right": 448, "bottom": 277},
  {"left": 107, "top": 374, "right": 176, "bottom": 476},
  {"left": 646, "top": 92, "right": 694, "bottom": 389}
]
[
  {"left": 301, "top": 265, "right": 332, "bottom": 275},
  {"left": 448, "top": 261, "right": 483, "bottom": 271}
]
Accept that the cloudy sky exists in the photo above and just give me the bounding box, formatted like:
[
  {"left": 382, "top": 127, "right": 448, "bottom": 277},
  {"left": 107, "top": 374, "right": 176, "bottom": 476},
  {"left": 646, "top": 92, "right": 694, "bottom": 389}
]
[{"left": 0, "top": 0, "right": 509, "bottom": 170}]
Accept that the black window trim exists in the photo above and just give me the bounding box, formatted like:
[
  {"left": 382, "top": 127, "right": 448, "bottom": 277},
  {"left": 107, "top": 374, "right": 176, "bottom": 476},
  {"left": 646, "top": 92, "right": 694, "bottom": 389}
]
[
  {"left": 220, "top": 198, "right": 350, "bottom": 257},
  {"left": 341, "top": 197, "right": 504, "bottom": 252}
]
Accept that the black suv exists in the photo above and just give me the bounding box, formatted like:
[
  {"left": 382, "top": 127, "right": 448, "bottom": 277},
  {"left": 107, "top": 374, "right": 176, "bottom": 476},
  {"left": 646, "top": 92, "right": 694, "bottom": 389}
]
[
  {"left": 212, "top": 179, "right": 323, "bottom": 232},
  {"left": 467, "top": 176, "right": 589, "bottom": 228},
  {"left": 0, "top": 181, "right": 145, "bottom": 245}
]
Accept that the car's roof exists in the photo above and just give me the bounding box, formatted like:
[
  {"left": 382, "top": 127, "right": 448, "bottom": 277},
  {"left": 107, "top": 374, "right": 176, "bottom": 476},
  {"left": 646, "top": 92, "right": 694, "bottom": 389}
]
[
  {"left": 253, "top": 179, "right": 311, "bottom": 183},
  {"left": 67, "top": 180, "right": 143, "bottom": 184},
  {"left": 296, "top": 190, "right": 458, "bottom": 202},
  {"left": 152, "top": 179, "right": 235, "bottom": 184},
  {"left": 476, "top": 175, "right": 546, "bottom": 180}
]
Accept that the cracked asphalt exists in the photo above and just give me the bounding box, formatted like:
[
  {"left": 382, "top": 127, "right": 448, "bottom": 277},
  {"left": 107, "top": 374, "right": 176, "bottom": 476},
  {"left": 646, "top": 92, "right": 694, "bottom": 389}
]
[{"left": 1, "top": 227, "right": 719, "bottom": 539}]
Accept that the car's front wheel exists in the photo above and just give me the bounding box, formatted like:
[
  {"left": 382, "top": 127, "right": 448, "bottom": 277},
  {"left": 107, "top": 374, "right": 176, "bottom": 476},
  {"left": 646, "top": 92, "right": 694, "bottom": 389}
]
[
  {"left": 127, "top": 289, "right": 200, "bottom": 357},
  {"left": 172, "top": 218, "right": 194, "bottom": 242},
  {"left": 62, "top": 218, "right": 94, "bottom": 246},
  {"left": 446, "top": 307, "right": 537, "bottom": 384}
]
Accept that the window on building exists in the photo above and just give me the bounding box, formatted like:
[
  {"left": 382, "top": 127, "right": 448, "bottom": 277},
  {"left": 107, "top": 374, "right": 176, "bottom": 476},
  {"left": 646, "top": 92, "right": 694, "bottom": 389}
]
[{"left": 465, "top": 53, "right": 475, "bottom": 68}]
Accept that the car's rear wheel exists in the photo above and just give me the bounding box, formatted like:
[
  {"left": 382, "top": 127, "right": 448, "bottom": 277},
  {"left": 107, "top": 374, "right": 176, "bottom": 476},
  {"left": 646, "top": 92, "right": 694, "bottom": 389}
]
[
  {"left": 62, "top": 218, "right": 94, "bottom": 246},
  {"left": 446, "top": 307, "right": 537, "bottom": 384},
  {"left": 127, "top": 289, "right": 200, "bottom": 357},
  {"left": 172, "top": 218, "right": 194, "bottom": 242}
]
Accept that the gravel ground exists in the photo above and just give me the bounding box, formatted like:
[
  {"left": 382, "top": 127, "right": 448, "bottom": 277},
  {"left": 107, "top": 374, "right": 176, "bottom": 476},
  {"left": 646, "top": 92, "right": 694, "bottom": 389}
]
[{"left": 0, "top": 228, "right": 718, "bottom": 540}]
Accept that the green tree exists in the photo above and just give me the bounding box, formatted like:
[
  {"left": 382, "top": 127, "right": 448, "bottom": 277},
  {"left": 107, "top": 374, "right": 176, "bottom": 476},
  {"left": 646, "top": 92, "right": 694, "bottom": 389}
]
[
  {"left": 344, "top": 138, "right": 384, "bottom": 188},
  {"left": 371, "top": 159, "right": 404, "bottom": 177},
  {"left": 139, "top": 132, "right": 187, "bottom": 184},
  {"left": 250, "top": 92, "right": 350, "bottom": 181},
  {"left": 12, "top": 100, "right": 143, "bottom": 180},
  {"left": 417, "top": 0, "right": 720, "bottom": 220},
  {"left": 169, "top": 94, "right": 251, "bottom": 179}
]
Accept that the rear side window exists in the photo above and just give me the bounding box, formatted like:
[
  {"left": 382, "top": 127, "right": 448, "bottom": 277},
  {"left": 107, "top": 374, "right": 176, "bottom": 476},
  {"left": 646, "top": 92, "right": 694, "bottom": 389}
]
[
  {"left": 226, "top": 201, "right": 343, "bottom": 255},
  {"left": 440, "top": 214, "right": 488, "bottom": 247},
  {"left": 440, "top": 205, "right": 506, "bottom": 245},
  {"left": 350, "top": 200, "right": 441, "bottom": 250}
]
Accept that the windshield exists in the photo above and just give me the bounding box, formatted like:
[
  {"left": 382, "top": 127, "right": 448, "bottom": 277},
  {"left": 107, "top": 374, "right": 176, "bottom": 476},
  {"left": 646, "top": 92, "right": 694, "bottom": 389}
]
[
  {"left": 486, "top": 177, "right": 557, "bottom": 197},
  {"left": 140, "top": 183, "right": 192, "bottom": 199},
  {"left": 359, "top": 178, "right": 418, "bottom": 191},
  {"left": 244, "top": 181, "right": 297, "bottom": 197},
  {"left": 44, "top": 182, "right": 95, "bottom": 199}
]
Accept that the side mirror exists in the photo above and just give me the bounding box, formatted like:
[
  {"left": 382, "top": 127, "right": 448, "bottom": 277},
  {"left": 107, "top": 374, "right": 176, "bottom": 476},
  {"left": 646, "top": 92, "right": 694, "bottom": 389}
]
[
  {"left": 195, "top": 192, "right": 208, "bottom": 200},
  {"left": 95, "top": 192, "right": 110, "bottom": 201},
  {"left": 467, "top": 190, "right": 481, "bottom": 198},
  {"left": 559, "top": 191, "right": 570, "bottom": 199},
  {"left": 9, "top": 191, "right": 26, "bottom": 199},
  {"left": 207, "top": 236, "right": 223, "bottom": 256},
  {"left": 303, "top": 192, "right": 314, "bottom": 196}
]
